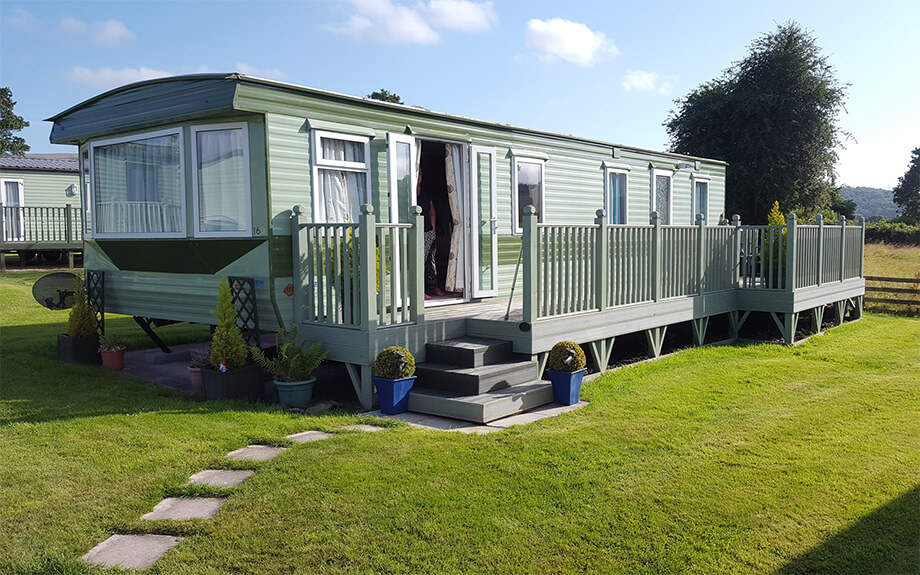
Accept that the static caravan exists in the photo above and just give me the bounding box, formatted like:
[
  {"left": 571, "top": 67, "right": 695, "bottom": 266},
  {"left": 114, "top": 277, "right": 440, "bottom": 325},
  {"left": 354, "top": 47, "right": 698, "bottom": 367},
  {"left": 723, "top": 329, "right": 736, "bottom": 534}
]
[
  {"left": 48, "top": 74, "right": 864, "bottom": 420},
  {"left": 0, "top": 155, "right": 82, "bottom": 265}
]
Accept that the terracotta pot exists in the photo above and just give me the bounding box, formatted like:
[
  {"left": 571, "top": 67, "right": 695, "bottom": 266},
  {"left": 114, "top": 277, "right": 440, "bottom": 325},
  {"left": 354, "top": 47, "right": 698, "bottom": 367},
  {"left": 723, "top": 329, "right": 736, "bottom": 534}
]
[{"left": 100, "top": 348, "right": 126, "bottom": 370}]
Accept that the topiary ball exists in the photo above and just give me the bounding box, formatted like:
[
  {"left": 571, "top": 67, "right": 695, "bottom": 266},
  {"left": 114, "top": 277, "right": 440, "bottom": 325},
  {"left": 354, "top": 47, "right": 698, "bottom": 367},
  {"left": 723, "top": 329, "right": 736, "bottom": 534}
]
[
  {"left": 374, "top": 346, "right": 415, "bottom": 379},
  {"left": 547, "top": 341, "right": 586, "bottom": 372}
]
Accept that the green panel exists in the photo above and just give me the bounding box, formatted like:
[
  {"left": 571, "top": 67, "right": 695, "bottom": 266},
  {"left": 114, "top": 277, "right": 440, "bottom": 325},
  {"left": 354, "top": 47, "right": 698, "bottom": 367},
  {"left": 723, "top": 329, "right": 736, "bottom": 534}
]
[
  {"left": 0, "top": 170, "right": 80, "bottom": 208},
  {"left": 477, "top": 151, "right": 494, "bottom": 291},
  {"left": 270, "top": 234, "right": 293, "bottom": 276},
  {"left": 95, "top": 238, "right": 265, "bottom": 273},
  {"left": 265, "top": 113, "right": 310, "bottom": 235}
]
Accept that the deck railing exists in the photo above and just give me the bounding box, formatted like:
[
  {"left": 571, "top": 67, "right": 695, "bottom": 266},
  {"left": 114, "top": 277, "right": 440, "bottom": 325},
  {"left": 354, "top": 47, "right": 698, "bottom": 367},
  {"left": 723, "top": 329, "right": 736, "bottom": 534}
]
[
  {"left": 0, "top": 205, "right": 82, "bottom": 245},
  {"left": 522, "top": 209, "right": 866, "bottom": 322}
]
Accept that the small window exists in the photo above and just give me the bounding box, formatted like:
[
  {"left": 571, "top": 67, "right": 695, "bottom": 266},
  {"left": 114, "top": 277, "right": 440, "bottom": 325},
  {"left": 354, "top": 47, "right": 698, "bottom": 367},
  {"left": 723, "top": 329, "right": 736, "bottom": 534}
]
[
  {"left": 605, "top": 169, "right": 628, "bottom": 225},
  {"left": 80, "top": 145, "right": 92, "bottom": 237},
  {"left": 1, "top": 179, "right": 24, "bottom": 241},
  {"left": 91, "top": 128, "right": 185, "bottom": 237},
  {"left": 693, "top": 179, "right": 709, "bottom": 224},
  {"left": 312, "top": 130, "right": 370, "bottom": 223},
  {"left": 192, "top": 123, "right": 251, "bottom": 236},
  {"left": 650, "top": 169, "right": 673, "bottom": 225},
  {"left": 513, "top": 158, "right": 544, "bottom": 234}
]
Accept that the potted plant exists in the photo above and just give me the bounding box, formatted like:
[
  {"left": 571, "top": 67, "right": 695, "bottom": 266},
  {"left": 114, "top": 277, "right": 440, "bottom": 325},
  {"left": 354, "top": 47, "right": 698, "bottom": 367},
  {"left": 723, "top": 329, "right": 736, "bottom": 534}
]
[
  {"left": 57, "top": 277, "right": 100, "bottom": 365},
  {"left": 372, "top": 346, "right": 416, "bottom": 415},
  {"left": 545, "top": 341, "right": 587, "bottom": 406},
  {"left": 188, "top": 350, "right": 211, "bottom": 396},
  {"left": 201, "top": 277, "right": 265, "bottom": 401},
  {"left": 250, "top": 326, "right": 327, "bottom": 409},
  {"left": 99, "top": 333, "right": 127, "bottom": 370}
]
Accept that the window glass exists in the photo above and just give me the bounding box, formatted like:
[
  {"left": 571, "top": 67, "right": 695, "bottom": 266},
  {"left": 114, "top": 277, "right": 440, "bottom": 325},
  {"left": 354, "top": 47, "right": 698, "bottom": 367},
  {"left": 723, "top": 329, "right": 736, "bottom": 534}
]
[
  {"left": 655, "top": 174, "right": 671, "bottom": 225},
  {"left": 516, "top": 161, "right": 543, "bottom": 233},
  {"left": 321, "top": 137, "right": 365, "bottom": 164},
  {"left": 395, "top": 141, "right": 411, "bottom": 224},
  {"left": 93, "top": 132, "right": 182, "bottom": 235},
  {"left": 81, "top": 147, "right": 92, "bottom": 235},
  {"left": 607, "top": 172, "right": 627, "bottom": 224},
  {"left": 2, "top": 181, "right": 23, "bottom": 241},
  {"left": 196, "top": 127, "right": 248, "bottom": 233},
  {"left": 695, "top": 181, "right": 709, "bottom": 223},
  {"left": 314, "top": 133, "right": 369, "bottom": 223}
]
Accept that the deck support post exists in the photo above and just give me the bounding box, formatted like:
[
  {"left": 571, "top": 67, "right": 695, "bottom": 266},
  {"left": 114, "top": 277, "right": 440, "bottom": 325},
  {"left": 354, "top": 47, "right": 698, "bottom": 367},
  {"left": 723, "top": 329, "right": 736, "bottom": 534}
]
[
  {"left": 645, "top": 326, "right": 667, "bottom": 358},
  {"left": 811, "top": 305, "right": 825, "bottom": 334},
  {"left": 691, "top": 316, "right": 709, "bottom": 347},
  {"left": 594, "top": 209, "right": 607, "bottom": 311},
  {"left": 858, "top": 216, "right": 866, "bottom": 277},
  {"left": 852, "top": 296, "right": 863, "bottom": 320},
  {"left": 67, "top": 251, "right": 74, "bottom": 269},
  {"left": 834, "top": 299, "right": 846, "bottom": 325},
  {"left": 650, "top": 211, "right": 662, "bottom": 302},
  {"left": 696, "top": 213, "right": 706, "bottom": 294},
  {"left": 729, "top": 310, "right": 750, "bottom": 339},
  {"left": 838, "top": 216, "right": 847, "bottom": 283},
  {"left": 409, "top": 206, "right": 425, "bottom": 324},
  {"left": 587, "top": 337, "right": 615, "bottom": 372},
  {"left": 345, "top": 363, "right": 375, "bottom": 411},
  {"left": 0, "top": 251, "right": 5, "bottom": 272},
  {"left": 771, "top": 312, "right": 799, "bottom": 345},
  {"left": 522, "top": 206, "right": 538, "bottom": 323},
  {"left": 291, "top": 205, "right": 307, "bottom": 325},
  {"left": 731, "top": 215, "right": 741, "bottom": 288},
  {"left": 785, "top": 213, "right": 797, "bottom": 292},
  {"left": 358, "top": 205, "right": 378, "bottom": 332},
  {"left": 532, "top": 352, "right": 549, "bottom": 379},
  {"left": 815, "top": 214, "right": 824, "bottom": 286}
]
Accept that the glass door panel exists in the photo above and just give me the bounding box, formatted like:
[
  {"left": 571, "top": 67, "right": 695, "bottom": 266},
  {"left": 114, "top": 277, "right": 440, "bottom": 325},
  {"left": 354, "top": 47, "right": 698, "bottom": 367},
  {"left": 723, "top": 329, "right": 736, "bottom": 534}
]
[{"left": 470, "top": 145, "right": 498, "bottom": 297}]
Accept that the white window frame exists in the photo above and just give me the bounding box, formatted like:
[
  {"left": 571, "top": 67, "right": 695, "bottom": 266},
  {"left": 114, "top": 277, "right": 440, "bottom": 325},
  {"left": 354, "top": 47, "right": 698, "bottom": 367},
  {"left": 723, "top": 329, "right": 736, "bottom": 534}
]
[
  {"left": 80, "top": 144, "right": 93, "bottom": 238},
  {"left": 605, "top": 168, "right": 630, "bottom": 225},
  {"left": 0, "top": 178, "right": 25, "bottom": 242},
  {"left": 89, "top": 127, "right": 186, "bottom": 239},
  {"left": 310, "top": 129, "right": 371, "bottom": 223},
  {"left": 650, "top": 168, "right": 673, "bottom": 224},
  {"left": 191, "top": 122, "right": 252, "bottom": 238},
  {"left": 511, "top": 157, "right": 545, "bottom": 235},
  {"left": 691, "top": 175, "right": 711, "bottom": 225}
]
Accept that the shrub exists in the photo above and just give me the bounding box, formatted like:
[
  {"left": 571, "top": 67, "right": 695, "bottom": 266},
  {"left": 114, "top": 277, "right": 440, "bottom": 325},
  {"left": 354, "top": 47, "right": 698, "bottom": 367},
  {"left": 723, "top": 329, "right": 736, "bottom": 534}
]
[
  {"left": 98, "top": 333, "right": 126, "bottom": 351},
  {"left": 864, "top": 221, "right": 920, "bottom": 245},
  {"left": 547, "top": 341, "right": 586, "bottom": 372},
  {"left": 209, "top": 277, "right": 248, "bottom": 370},
  {"left": 250, "top": 326, "right": 327, "bottom": 382},
  {"left": 374, "top": 346, "right": 415, "bottom": 379},
  {"left": 67, "top": 278, "right": 97, "bottom": 339}
]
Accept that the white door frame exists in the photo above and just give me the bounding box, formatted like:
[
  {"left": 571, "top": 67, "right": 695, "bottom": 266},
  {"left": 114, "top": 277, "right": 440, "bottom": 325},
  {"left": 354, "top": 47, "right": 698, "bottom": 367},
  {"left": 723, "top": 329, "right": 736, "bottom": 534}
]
[
  {"left": 469, "top": 145, "right": 498, "bottom": 298},
  {"left": 0, "top": 178, "right": 25, "bottom": 242}
]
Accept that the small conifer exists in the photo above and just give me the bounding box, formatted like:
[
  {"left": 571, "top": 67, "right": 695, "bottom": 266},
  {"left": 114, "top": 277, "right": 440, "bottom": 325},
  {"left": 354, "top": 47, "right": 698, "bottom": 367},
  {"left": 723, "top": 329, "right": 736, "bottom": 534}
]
[
  {"left": 209, "top": 277, "right": 248, "bottom": 370},
  {"left": 68, "top": 278, "right": 97, "bottom": 339}
]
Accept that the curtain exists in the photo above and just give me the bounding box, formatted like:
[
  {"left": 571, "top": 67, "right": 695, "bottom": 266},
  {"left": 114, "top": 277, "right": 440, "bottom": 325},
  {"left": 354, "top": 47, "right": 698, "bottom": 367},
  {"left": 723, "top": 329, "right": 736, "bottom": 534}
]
[
  {"left": 318, "top": 138, "right": 365, "bottom": 223},
  {"left": 444, "top": 144, "right": 464, "bottom": 292},
  {"left": 197, "top": 128, "right": 245, "bottom": 232},
  {"left": 3, "top": 181, "right": 22, "bottom": 240}
]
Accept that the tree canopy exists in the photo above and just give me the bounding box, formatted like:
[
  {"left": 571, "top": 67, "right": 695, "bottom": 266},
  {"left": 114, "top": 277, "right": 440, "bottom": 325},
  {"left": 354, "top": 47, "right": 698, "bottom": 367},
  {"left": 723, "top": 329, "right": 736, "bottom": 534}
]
[
  {"left": 0, "top": 87, "right": 30, "bottom": 156},
  {"left": 366, "top": 89, "right": 403, "bottom": 104},
  {"left": 892, "top": 148, "right": 920, "bottom": 224},
  {"left": 665, "top": 22, "right": 848, "bottom": 223}
]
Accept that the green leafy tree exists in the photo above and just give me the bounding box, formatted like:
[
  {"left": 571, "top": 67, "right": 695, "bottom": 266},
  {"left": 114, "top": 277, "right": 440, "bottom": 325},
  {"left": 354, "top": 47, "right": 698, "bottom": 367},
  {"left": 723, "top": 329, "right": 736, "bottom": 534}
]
[
  {"left": 209, "top": 277, "right": 248, "bottom": 370},
  {"left": 0, "top": 87, "right": 30, "bottom": 156},
  {"left": 366, "top": 89, "right": 403, "bottom": 104},
  {"left": 892, "top": 148, "right": 920, "bottom": 224},
  {"left": 665, "top": 22, "right": 848, "bottom": 223}
]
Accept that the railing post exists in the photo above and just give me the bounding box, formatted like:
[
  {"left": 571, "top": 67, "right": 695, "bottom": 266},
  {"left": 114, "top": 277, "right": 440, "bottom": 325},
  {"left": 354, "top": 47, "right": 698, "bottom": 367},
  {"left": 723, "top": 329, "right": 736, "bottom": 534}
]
[
  {"left": 594, "top": 209, "right": 607, "bottom": 311},
  {"left": 291, "top": 205, "right": 307, "bottom": 325},
  {"left": 838, "top": 215, "right": 847, "bottom": 282},
  {"left": 857, "top": 216, "right": 866, "bottom": 278},
  {"left": 696, "top": 213, "right": 706, "bottom": 294},
  {"left": 651, "top": 211, "right": 661, "bottom": 302},
  {"left": 65, "top": 204, "right": 73, "bottom": 243},
  {"left": 359, "top": 204, "right": 378, "bottom": 332},
  {"left": 731, "top": 214, "right": 741, "bottom": 288},
  {"left": 815, "top": 214, "right": 824, "bottom": 286},
  {"left": 408, "top": 205, "right": 425, "bottom": 324},
  {"left": 785, "top": 213, "right": 797, "bottom": 292},
  {"left": 522, "top": 205, "right": 538, "bottom": 323}
]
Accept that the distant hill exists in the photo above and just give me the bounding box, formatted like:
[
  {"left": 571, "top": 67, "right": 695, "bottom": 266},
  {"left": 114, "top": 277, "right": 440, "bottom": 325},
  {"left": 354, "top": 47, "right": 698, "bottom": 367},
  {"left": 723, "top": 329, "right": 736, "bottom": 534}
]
[{"left": 841, "top": 185, "right": 898, "bottom": 220}]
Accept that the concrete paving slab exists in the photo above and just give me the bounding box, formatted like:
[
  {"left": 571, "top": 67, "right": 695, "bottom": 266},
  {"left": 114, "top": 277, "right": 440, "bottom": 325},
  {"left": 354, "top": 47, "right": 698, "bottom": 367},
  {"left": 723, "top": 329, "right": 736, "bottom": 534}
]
[
  {"left": 286, "top": 430, "right": 334, "bottom": 443},
  {"left": 141, "top": 497, "right": 226, "bottom": 520},
  {"left": 338, "top": 424, "right": 387, "bottom": 432},
  {"left": 187, "top": 469, "right": 254, "bottom": 488},
  {"left": 487, "top": 401, "right": 589, "bottom": 428},
  {"left": 82, "top": 534, "right": 183, "bottom": 570},
  {"left": 363, "top": 410, "right": 484, "bottom": 431},
  {"left": 225, "top": 445, "right": 287, "bottom": 461}
]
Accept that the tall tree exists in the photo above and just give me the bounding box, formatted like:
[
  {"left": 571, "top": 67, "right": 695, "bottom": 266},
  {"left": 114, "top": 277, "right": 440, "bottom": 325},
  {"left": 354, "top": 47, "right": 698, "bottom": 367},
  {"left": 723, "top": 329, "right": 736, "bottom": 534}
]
[
  {"left": 665, "top": 22, "right": 848, "bottom": 223},
  {"left": 366, "top": 89, "right": 403, "bottom": 104},
  {"left": 892, "top": 148, "right": 920, "bottom": 223},
  {"left": 0, "top": 87, "right": 30, "bottom": 156}
]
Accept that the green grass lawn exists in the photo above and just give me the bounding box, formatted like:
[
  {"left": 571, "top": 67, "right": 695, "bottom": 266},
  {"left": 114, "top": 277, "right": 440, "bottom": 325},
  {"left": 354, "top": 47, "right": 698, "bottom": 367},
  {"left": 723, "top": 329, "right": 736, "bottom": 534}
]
[{"left": 1, "top": 270, "right": 918, "bottom": 574}]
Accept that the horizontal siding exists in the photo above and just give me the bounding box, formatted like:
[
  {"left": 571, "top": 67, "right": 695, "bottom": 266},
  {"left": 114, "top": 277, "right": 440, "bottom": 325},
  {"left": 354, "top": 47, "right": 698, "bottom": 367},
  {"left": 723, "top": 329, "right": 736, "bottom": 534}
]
[
  {"left": 0, "top": 170, "right": 80, "bottom": 208},
  {"left": 265, "top": 114, "right": 310, "bottom": 236}
]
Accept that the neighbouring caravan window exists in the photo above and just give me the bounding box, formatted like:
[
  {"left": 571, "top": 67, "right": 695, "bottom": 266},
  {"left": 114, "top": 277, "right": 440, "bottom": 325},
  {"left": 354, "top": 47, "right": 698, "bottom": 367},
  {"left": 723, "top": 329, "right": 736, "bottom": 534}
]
[
  {"left": 311, "top": 130, "right": 369, "bottom": 223},
  {"left": 80, "top": 145, "right": 92, "bottom": 237},
  {"left": 693, "top": 179, "right": 709, "bottom": 224},
  {"left": 513, "top": 159, "right": 544, "bottom": 234},
  {"left": 192, "top": 123, "right": 251, "bottom": 236},
  {"left": 606, "top": 170, "right": 628, "bottom": 225},
  {"left": 1, "top": 179, "right": 24, "bottom": 242},
  {"left": 651, "top": 170, "right": 672, "bottom": 225},
  {"left": 91, "top": 129, "right": 184, "bottom": 237}
]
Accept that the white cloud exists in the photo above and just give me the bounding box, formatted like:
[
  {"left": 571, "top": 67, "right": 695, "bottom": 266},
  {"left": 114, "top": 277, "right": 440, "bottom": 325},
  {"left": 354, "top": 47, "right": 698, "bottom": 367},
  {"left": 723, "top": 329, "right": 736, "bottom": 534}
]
[
  {"left": 66, "top": 66, "right": 171, "bottom": 89},
  {"left": 235, "top": 63, "right": 288, "bottom": 80},
  {"left": 60, "top": 17, "right": 135, "bottom": 44},
  {"left": 524, "top": 18, "right": 618, "bottom": 67},
  {"left": 4, "top": 7, "right": 39, "bottom": 30},
  {"left": 621, "top": 70, "right": 674, "bottom": 95},
  {"left": 327, "top": 0, "right": 495, "bottom": 44},
  {"left": 424, "top": 0, "right": 496, "bottom": 32}
]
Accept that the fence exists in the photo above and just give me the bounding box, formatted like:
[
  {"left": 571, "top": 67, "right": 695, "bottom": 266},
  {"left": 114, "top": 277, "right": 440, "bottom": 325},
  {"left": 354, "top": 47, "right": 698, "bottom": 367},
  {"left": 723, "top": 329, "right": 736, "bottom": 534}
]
[
  {"left": 864, "top": 275, "right": 920, "bottom": 316},
  {"left": 0, "top": 205, "right": 82, "bottom": 245}
]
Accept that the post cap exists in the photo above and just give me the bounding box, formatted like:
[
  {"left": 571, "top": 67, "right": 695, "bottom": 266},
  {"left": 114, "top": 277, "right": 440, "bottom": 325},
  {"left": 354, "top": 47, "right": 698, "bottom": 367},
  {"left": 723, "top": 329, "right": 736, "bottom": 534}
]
[
  {"left": 523, "top": 205, "right": 537, "bottom": 215},
  {"left": 292, "top": 204, "right": 306, "bottom": 216},
  {"left": 360, "top": 204, "right": 375, "bottom": 215},
  {"left": 731, "top": 214, "right": 741, "bottom": 225},
  {"left": 595, "top": 208, "right": 606, "bottom": 218},
  {"left": 786, "top": 212, "right": 797, "bottom": 223},
  {"left": 411, "top": 205, "right": 423, "bottom": 215},
  {"left": 695, "top": 213, "right": 705, "bottom": 225},
  {"left": 815, "top": 213, "right": 823, "bottom": 224},
  {"left": 650, "top": 211, "right": 660, "bottom": 224},
  {"left": 838, "top": 215, "right": 847, "bottom": 225}
]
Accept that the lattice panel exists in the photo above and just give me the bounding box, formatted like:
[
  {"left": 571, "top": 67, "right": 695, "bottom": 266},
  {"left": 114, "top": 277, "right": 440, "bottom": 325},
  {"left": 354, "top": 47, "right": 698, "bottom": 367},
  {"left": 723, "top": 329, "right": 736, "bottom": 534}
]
[
  {"left": 228, "top": 276, "right": 260, "bottom": 348},
  {"left": 86, "top": 270, "right": 105, "bottom": 335}
]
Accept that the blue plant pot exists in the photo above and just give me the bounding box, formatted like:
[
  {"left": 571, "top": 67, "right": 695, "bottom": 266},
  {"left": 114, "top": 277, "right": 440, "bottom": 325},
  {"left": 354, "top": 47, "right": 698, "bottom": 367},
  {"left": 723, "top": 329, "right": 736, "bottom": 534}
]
[
  {"left": 373, "top": 375, "right": 416, "bottom": 415},
  {"left": 275, "top": 378, "right": 316, "bottom": 409},
  {"left": 546, "top": 368, "right": 586, "bottom": 406}
]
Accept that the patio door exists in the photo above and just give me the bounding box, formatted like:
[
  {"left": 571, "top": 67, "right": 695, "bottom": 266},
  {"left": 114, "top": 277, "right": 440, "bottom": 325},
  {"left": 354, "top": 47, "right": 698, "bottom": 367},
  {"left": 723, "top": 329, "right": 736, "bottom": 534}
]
[
  {"left": 387, "top": 133, "right": 418, "bottom": 301},
  {"left": 469, "top": 145, "right": 498, "bottom": 298},
  {"left": 1, "top": 179, "right": 24, "bottom": 242}
]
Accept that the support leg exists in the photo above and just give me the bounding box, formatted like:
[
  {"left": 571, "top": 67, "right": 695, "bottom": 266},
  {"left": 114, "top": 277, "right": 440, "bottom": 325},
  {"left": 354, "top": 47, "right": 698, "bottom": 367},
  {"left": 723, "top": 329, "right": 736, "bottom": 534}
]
[
  {"left": 691, "top": 317, "right": 709, "bottom": 347},
  {"left": 587, "top": 337, "right": 615, "bottom": 372},
  {"left": 729, "top": 310, "right": 751, "bottom": 339},
  {"left": 782, "top": 312, "right": 799, "bottom": 345},
  {"left": 532, "top": 352, "right": 549, "bottom": 379},
  {"left": 852, "top": 296, "right": 863, "bottom": 320},
  {"left": 834, "top": 300, "right": 846, "bottom": 325},
  {"left": 345, "top": 363, "right": 375, "bottom": 411},
  {"left": 811, "top": 306, "right": 825, "bottom": 334},
  {"left": 645, "top": 326, "right": 667, "bottom": 359},
  {"left": 67, "top": 250, "right": 74, "bottom": 269},
  {"left": 0, "top": 251, "right": 5, "bottom": 272},
  {"left": 133, "top": 316, "right": 172, "bottom": 353}
]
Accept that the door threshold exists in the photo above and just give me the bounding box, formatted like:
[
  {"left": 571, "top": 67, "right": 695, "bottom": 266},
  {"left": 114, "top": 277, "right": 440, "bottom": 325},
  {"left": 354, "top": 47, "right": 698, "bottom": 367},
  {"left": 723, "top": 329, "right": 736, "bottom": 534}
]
[{"left": 425, "top": 297, "right": 467, "bottom": 308}]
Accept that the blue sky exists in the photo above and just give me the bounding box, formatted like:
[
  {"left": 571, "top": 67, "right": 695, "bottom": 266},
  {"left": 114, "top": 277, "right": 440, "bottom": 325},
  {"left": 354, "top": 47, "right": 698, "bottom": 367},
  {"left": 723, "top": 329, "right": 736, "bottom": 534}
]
[{"left": 2, "top": 0, "right": 917, "bottom": 189}]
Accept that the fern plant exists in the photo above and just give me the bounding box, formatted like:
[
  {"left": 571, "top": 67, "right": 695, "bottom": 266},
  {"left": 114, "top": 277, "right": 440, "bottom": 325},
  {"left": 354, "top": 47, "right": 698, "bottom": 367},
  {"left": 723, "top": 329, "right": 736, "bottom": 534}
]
[
  {"left": 68, "top": 277, "right": 97, "bottom": 339},
  {"left": 98, "top": 333, "right": 126, "bottom": 351},
  {"left": 374, "top": 346, "right": 415, "bottom": 379},
  {"left": 209, "top": 277, "right": 248, "bottom": 370},
  {"left": 250, "top": 326, "right": 327, "bottom": 382},
  {"left": 547, "top": 341, "right": 586, "bottom": 372}
]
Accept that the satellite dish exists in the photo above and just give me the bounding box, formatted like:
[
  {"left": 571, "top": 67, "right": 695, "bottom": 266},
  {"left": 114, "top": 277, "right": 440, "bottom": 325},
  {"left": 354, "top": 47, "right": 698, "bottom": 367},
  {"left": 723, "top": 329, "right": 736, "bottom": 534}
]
[{"left": 32, "top": 272, "right": 80, "bottom": 310}]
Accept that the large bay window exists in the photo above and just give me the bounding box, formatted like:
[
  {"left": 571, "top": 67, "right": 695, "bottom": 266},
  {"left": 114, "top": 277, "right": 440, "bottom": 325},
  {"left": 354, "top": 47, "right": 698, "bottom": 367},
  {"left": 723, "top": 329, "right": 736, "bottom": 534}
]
[
  {"left": 192, "top": 123, "right": 251, "bottom": 236},
  {"left": 311, "top": 130, "right": 369, "bottom": 223},
  {"left": 512, "top": 157, "right": 545, "bottom": 234},
  {"left": 91, "top": 129, "right": 184, "bottom": 237}
]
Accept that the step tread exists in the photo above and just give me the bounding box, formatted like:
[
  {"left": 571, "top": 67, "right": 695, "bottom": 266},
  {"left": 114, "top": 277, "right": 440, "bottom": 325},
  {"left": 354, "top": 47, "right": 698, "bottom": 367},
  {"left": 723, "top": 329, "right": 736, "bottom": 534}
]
[
  {"left": 410, "top": 380, "right": 550, "bottom": 405},
  {"left": 415, "top": 359, "right": 536, "bottom": 378},
  {"left": 426, "top": 336, "right": 511, "bottom": 351},
  {"left": 408, "top": 380, "right": 554, "bottom": 423}
]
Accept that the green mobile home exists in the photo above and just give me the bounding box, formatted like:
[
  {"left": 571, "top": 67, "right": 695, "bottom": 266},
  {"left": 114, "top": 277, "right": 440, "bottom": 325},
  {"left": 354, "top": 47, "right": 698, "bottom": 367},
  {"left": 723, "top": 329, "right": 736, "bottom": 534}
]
[
  {"left": 49, "top": 74, "right": 865, "bottom": 421},
  {"left": 0, "top": 155, "right": 82, "bottom": 266}
]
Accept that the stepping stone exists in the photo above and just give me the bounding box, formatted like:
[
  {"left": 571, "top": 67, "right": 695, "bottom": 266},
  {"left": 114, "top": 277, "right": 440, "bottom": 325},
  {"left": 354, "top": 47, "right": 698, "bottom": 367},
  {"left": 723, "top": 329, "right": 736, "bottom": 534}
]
[
  {"left": 225, "top": 445, "right": 287, "bottom": 461},
  {"left": 141, "top": 497, "right": 226, "bottom": 520},
  {"left": 286, "top": 430, "right": 334, "bottom": 443},
  {"left": 187, "top": 469, "right": 254, "bottom": 488},
  {"left": 82, "top": 534, "right": 183, "bottom": 569},
  {"left": 339, "top": 424, "right": 387, "bottom": 432}
]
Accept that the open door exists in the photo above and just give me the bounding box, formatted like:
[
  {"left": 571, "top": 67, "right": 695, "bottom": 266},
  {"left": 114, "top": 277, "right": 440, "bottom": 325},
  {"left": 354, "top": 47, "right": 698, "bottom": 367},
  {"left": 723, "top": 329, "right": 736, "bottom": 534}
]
[
  {"left": 386, "top": 133, "right": 417, "bottom": 303},
  {"left": 469, "top": 145, "right": 498, "bottom": 298}
]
